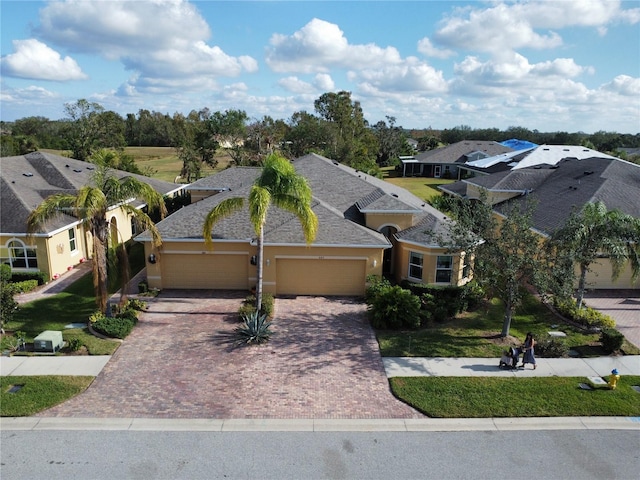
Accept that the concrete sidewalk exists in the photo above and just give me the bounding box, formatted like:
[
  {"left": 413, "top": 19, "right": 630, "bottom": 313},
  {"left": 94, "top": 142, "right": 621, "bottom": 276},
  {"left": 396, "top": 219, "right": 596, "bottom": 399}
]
[
  {"left": 3, "top": 354, "right": 639, "bottom": 379},
  {"left": 383, "top": 356, "right": 640, "bottom": 378},
  {"left": 1, "top": 355, "right": 111, "bottom": 376}
]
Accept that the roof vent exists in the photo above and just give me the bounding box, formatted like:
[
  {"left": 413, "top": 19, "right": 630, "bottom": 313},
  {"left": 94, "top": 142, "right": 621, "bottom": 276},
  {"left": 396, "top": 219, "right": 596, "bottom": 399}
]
[
  {"left": 22, "top": 172, "right": 33, "bottom": 177},
  {"left": 543, "top": 148, "right": 550, "bottom": 151},
  {"left": 73, "top": 169, "right": 82, "bottom": 173},
  {"left": 563, "top": 148, "right": 570, "bottom": 151},
  {"left": 333, "top": 162, "right": 339, "bottom": 166},
  {"left": 65, "top": 164, "right": 70, "bottom": 168},
  {"left": 391, "top": 193, "right": 399, "bottom": 198},
  {"left": 86, "top": 166, "right": 94, "bottom": 170},
  {"left": 584, "top": 170, "right": 594, "bottom": 175}
]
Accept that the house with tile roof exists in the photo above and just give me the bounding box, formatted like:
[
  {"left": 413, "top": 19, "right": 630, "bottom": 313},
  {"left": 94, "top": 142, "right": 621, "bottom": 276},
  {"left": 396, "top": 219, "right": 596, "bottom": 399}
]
[
  {"left": 440, "top": 156, "right": 640, "bottom": 289},
  {"left": 0, "top": 151, "right": 182, "bottom": 281},
  {"left": 137, "top": 153, "right": 470, "bottom": 296},
  {"left": 400, "top": 140, "right": 513, "bottom": 178}
]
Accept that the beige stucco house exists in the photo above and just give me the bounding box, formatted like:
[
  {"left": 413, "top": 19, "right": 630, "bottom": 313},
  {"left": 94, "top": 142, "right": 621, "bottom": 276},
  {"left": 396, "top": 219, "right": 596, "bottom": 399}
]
[
  {"left": 440, "top": 155, "right": 640, "bottom": 289},
  {"left": 0, "top": 151, "right": 182, "bottom": 281},
  {"left": 138, "top": 153, "right": 469, "bottom": 296}
]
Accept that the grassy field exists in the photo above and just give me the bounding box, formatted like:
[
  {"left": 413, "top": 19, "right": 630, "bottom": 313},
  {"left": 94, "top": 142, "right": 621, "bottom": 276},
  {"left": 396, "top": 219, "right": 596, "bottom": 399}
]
[
  {"left": 390, "top": 375, "right": 640, "bottom": 418},
  {"left": 381, "top": 166, "right": 454, "bottom": 202},
  {"left": 1, "top": 376, "right": 94, "bottom": 417}
]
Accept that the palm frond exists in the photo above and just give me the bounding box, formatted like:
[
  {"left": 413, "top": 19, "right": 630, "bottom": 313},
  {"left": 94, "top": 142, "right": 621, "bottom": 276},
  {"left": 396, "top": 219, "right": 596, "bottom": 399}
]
[
  {"left": 27, "top": 192, "right": 81, "bottom": 234},
  {"left": 203, "top": 197, "right": 245, "bottom": 244}
]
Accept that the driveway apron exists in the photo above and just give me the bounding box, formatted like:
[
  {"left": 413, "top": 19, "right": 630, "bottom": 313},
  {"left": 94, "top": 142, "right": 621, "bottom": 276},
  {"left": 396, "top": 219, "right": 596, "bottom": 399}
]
[{"left": 40, "top": 291, "right": 421, "bottom": 419}]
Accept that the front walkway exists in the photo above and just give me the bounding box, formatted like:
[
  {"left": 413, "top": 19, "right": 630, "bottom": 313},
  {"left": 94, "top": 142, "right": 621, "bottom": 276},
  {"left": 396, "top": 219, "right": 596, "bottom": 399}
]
[
  {"left": 39, "top": 292, "right": 422, "bottom": 419},
  {"left": 584, "top": 290, "right": 640, "bottom": 349}
]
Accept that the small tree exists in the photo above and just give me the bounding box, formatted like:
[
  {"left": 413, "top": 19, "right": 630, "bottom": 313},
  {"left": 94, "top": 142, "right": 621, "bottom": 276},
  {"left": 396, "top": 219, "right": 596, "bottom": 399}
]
[{"left": 0, "top": 264, "right": 18, "bottom": 334}]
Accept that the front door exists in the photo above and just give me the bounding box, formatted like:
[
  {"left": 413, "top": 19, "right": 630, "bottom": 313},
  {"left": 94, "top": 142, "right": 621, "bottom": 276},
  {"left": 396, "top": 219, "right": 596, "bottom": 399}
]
[{"left": 434, "top": 165, "right": 441, "bottom": 178}]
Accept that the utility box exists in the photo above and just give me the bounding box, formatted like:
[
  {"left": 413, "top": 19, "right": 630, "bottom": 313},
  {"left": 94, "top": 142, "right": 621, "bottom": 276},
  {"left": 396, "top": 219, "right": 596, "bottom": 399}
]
[{"left": 33, "top": 330, "right": 64, "bottom": 353}]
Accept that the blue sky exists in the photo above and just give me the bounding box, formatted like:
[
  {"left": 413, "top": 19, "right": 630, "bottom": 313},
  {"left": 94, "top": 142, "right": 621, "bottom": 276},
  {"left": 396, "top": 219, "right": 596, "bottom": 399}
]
[{"left": 1, "top": 0, "right": 639, "bottom": 133}]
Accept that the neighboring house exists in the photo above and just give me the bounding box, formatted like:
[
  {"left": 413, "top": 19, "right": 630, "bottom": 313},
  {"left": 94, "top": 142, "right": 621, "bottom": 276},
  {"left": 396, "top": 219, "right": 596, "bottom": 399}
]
[
  {"left": 137, "top": 153, "right": 470, "bottom": 296},
  {"left": 0, "top": 151, "right": 182, "bottom": 281},
  {"left": 440, "top": 156, "right": 640, "bottom": 289},
  {"left": 406, "top": 138, "right": 419, "bottom": 152},
  {"left": 460, "top": 144, "right": 618, "bottom": 179},
  {"left": 400, "top": 140, "right": 513, "bottom": 178}
]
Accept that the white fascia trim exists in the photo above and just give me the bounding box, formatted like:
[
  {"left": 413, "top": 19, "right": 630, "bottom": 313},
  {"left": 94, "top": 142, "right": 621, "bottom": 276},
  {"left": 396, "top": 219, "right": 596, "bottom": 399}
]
[
  {"left": 396, "top": 238, "right": 448, "bottom": 250},
  {"left": 265, "top": 242, "right": 390, "bottom": 249},
  {"left": 14, "top": 218, "right": 84, "bottom": 239},
  {"left": 161, "top": 250, "right": 249, "bottom": 255},
  {"left": 139, "top": 238, "right": 252, "bottom": 244},
  {"left": 359, "top": 209, "right": 421, "bottom": 214},
  {"left": 275, "top": 255, "right": 369, "bottom": 261}
]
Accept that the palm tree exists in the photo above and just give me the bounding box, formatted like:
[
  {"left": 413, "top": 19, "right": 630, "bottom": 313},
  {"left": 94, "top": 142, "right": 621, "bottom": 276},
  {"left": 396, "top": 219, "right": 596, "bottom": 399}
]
[
  {"left": 551, "top": 201, "right": 640, "bottom": 308},
  {"left": 203, "top": 153, "right": 318, "bottom": 310},
  {"left": 27, "top": 150, "right": 167, "bottom": 313}
]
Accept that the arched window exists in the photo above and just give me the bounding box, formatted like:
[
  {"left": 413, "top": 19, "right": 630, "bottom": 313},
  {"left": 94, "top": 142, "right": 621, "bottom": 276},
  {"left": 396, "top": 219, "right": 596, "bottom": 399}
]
[{"left": 4, "top": 239, "right": 38, "bottom": 269}]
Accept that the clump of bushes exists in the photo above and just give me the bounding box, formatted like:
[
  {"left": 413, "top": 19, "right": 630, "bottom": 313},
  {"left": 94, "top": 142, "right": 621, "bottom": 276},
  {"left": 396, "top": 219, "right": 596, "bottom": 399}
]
[
  {"left": 90, "top": 300, "right": 142, "bottom": 339},
  {"left": 535, "top": 334, "right": 569, "bottom": 358},
  {"left": 367, "top": 283, "right": 421, "bottom": 330},
  {"left": 238, "top": 293, "right": 274, "bottom": 319},
  {"left": 600, "top": 327, "right": 624, "bottom": 353},
  {"left": 9, "top": 279, "right": 39, "bottom": 293},
  {"left": 553, "top": 297, "right": 616, "bottom": 330},
  {"left": 401, "top": 280, "right": 484, "bottom": 323},
  {"left": 10, "top": 271, "right": 47, "bottom": 285}
]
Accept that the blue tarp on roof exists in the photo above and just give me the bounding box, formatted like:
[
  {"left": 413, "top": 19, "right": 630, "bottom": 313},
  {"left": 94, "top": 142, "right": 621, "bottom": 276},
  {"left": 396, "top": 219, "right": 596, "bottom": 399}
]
[{"left": 500, "top": 139, "right": 538, "bottom": 150}]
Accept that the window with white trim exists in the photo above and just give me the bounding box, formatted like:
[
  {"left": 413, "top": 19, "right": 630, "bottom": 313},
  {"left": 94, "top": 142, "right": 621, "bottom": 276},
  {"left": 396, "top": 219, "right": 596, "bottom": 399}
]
[
  {"left": 435, "top": 255, "right": 453, "bottom": 283},
  {"left": 408, "top": 252, "right": 423, "bottom": 280},
  {"left": 68, "top": 228, "right": 77, "bottom": 253},
  {"left": 6, "top": 239, "right": 38, "bottom": 269}
]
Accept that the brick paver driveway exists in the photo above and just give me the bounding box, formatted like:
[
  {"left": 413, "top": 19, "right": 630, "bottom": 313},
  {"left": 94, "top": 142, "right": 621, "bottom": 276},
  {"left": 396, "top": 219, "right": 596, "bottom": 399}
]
[
  {"left": 584, "top": 290, "right": 640, "bottom": 349},
  {"left": 42, "top": 291, "right": 421, "bottom": 419}
]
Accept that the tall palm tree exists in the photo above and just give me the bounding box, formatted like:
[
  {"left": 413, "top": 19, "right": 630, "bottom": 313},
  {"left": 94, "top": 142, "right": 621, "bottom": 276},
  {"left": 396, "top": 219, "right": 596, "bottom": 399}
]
[
  {"left": 551, "top": 201, "right": 640, "bottom": 308},
  {"left": 27, "top": 150, "right": 167, "bottom": 313},
  {"left": 203, "top": 153, "right": 318, "bottom": 310}
]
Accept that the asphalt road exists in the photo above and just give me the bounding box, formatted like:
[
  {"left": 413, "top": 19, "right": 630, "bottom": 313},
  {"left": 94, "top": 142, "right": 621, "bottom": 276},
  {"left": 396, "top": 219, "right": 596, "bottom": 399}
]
[{"left": 2, "top": 429, "right": 639, "bottom": 479}]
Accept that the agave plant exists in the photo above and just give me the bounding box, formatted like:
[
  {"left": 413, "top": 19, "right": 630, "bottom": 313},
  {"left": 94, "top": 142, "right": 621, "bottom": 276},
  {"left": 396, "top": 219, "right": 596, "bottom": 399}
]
[{"left": 234, "top": 311, "right": 273, "bottom": 345}]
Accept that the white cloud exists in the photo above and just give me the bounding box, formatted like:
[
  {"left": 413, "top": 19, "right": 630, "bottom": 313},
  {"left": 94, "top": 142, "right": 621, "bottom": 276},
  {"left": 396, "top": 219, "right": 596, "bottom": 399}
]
[
  {"left": 266, "top": 18, "right": 402, "bottom": 73},
  {"left": 35, "top": 0, "right": 257, "bottom": 94},
  {"left": 278, "top": 76, "right": 315, "bottom": 94},
  {"left": 353, "top": 58, "right": 448, "bottom": 95},
  {"left": 417, "top": 37, "right": 455, "bottom": 59},
  {"left": 602, "top": 75, "right": 640, "bottom": 96},
  {"left": 313, "top": 73, "right": 335, "bottom": 91},
  {"left": 0, "top": 39, "right": 87, "bottom": 81},
  {"left": 432, "top": 0, "right": 636, "bottom": 53}
]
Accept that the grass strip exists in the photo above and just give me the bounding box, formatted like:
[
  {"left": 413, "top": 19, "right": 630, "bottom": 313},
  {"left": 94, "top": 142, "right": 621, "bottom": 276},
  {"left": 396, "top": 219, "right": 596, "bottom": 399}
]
[
  {"left": 390, "top": 375, "right": 640, "bottom": 418},
  {"left": 1, "top": 376, "right": 94, "bottom": 417}
]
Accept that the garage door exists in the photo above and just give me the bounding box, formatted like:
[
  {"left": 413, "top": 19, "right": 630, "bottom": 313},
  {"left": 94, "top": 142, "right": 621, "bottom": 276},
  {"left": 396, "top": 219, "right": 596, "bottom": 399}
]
[
  {"left": 161, "top": 253, "right": 248, "bottom": 289},
  {"left": 276, "top": 258, "right": 366, "bottom": 296}
]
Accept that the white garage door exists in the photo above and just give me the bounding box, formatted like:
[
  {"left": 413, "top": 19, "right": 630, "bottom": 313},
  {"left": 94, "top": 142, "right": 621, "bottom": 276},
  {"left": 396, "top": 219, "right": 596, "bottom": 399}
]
[
  {"left": 161, "top": 253, "right": 248, "bottom": 289},
  {"left": 276, "top": 258, "right": 366, "bottom": 296}
]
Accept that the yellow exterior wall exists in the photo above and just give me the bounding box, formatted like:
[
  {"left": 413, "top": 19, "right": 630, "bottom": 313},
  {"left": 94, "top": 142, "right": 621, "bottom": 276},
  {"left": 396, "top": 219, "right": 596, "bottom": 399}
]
[
  {"left": 466, "top": 184, "right": 521, "bottom": 205},
  {"left": 578, "top": 260, "right": 638, "bottom": 289},
  {"left": 364, "top": 213, "right": 414, "bottom": 231},
  {"left": 395, "top": 242, "right": 469, "bottom": 286}
]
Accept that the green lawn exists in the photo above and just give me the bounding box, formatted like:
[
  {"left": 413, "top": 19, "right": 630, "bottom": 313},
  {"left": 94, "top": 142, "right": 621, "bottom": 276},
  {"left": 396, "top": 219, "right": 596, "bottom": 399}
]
[
  {"left": 390, "top": 376, "right": 640, "bottom": 418},
  {"left": 381, "top": 166, "right": 455, "bottom": 202},
  {"left": 376, "top": 295, "right": 623, "bottom": 358},
  {"left": 1, "top": 376, "right": 94, "bottom": 417}
]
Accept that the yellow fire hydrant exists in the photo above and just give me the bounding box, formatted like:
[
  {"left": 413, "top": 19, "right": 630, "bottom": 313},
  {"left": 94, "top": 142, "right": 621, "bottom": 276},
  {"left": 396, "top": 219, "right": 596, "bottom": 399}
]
[{"left": 608, "top": 369, "right": 620, "bottom": 389}]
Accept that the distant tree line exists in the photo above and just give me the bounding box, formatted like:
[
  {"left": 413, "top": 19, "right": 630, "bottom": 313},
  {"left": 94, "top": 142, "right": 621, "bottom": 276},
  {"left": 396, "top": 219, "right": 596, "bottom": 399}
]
[{"left": 2, "top": 93, "right": 639, "bottom": 178}]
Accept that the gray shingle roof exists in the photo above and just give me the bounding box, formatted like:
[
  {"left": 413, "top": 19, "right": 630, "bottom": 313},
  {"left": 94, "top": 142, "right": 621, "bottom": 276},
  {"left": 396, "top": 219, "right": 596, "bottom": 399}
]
[
  {"left": 489, "top": 157, "right": 640, "bottom": 235},
  {"left": 414, "top": 141, "right": 513, "bottom": 165},
  {"left": 1, "top": 151, "right": 181, "bottom": 235},
  {"left": 141, "top": 152, "right": 454, "bottom": 248}
]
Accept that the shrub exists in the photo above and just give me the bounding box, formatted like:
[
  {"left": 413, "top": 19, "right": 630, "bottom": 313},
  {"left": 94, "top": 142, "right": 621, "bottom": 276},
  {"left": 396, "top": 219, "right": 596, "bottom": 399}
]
[
  {"left": 234, "top": 311, "right": 273, "bottom": 345},
  {"left": 369, "top": 285, "right": 421, "bottom": 330},
  {"left": 240, "top": 293, "right": 274, "bottom": 318},
  {"left": 126, "top": 298, "right": 147, "bottom": 311},
  {"left": 137, "top": 281, "right": 148, "bottom": 294},
  {"left": 600, "top": 328, "right": 624, "bottom": 353},
  {"left": 553, "top": 297, "right": 616, "bottom": 329},
  {"left": 403, "top": 282, "right": 470, "bottom": 321},
  {"left": 365, "top": 275, "right": 392, "bottom": 304},
  {"left": 92, "top": 316, "right": 136, "bottom": 339},
  {"left": 89, "top": 311, "right": 106, "bottom": 324},
  {"left": 0, "top": 264, "right": 11, "bottom": 282},
  {"left": 535, "top": 334, "right": 569, "bottom": 358},
  {"left": 10, "top": 271, "right": 47, "bottom": 285},
  {"left": 10, "top": 279, "right": 39, "bottom": 293},
  {"left": 66, "top": 338, "right": 83, "bottom": 351}
]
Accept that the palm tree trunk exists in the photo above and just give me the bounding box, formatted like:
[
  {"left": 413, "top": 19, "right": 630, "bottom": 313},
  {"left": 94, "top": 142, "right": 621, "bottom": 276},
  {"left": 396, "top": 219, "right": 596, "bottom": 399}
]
[
  {"left": 93, "top": 219, "right": 110, "bottom": 314},
  {"left": 576, "top": 264, "right": 588, "bottom": 309},
  {"left": 255, "top": 224, "right": 264, "bottom": 313}
]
